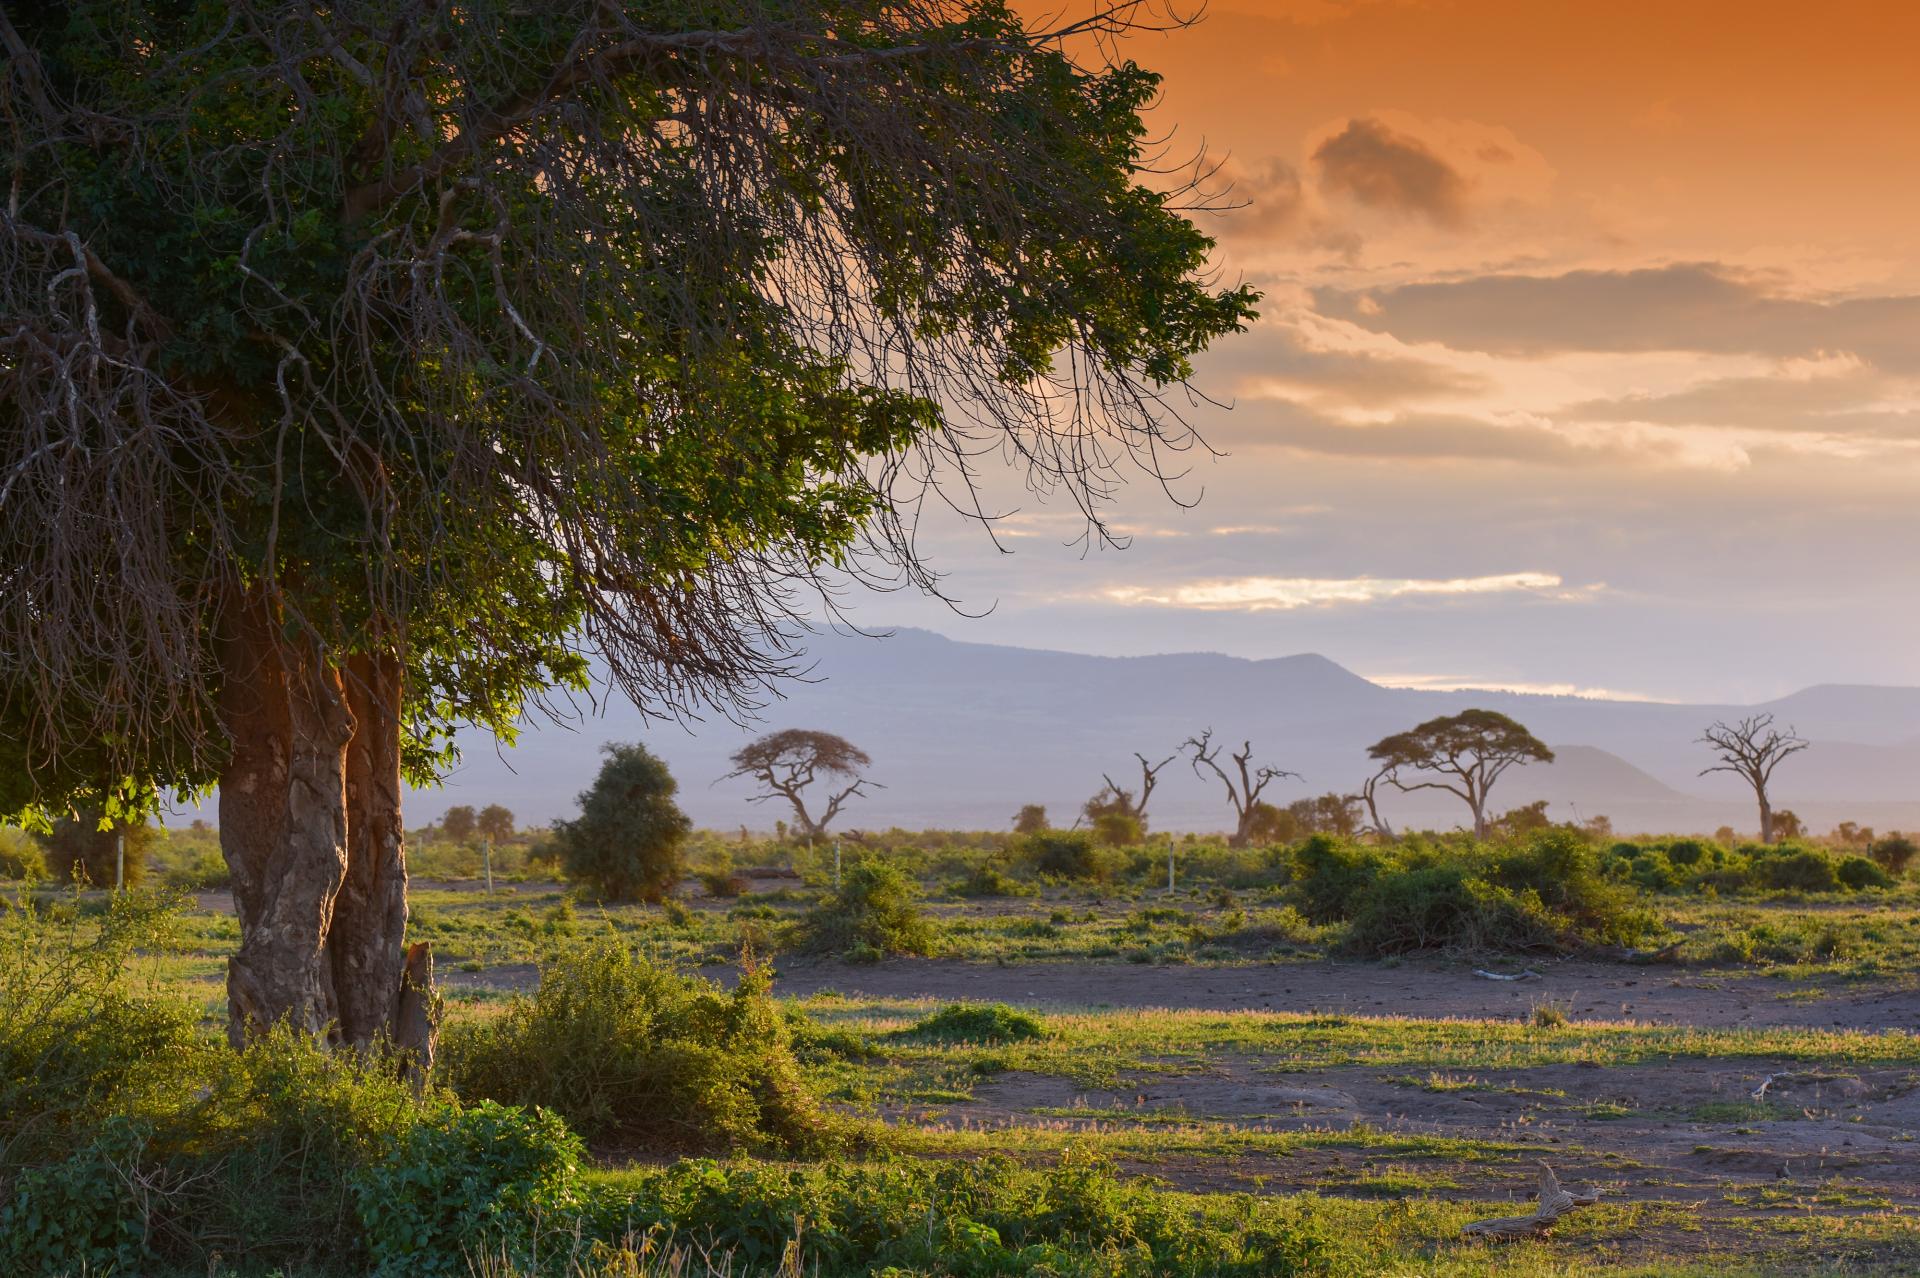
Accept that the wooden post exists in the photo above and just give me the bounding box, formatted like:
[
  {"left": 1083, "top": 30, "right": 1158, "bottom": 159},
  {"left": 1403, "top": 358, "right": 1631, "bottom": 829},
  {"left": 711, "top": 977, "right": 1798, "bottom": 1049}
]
[
  {"left": 483, "top": 837, "right": 494, "bottom": 895},
  {"left": 115, "top": 829, "right": 125, "bottom": 892},
  {"left": 833, "top": 841, "right": 842, "bottom": 890},
  {"left": 1166, "top": 835, "right": 1175, "bottom": 893}
]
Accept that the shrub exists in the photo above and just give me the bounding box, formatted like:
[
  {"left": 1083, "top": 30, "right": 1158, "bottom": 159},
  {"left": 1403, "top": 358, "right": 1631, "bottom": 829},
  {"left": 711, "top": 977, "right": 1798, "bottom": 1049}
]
[
  {"left": 553, "top": 743, "right": 693, "bottom": 902},
  {"left": 1288, "top": 835, "right": 1384, "bottom": 924},
  {"left": 1836, "top": 855, "right": 1894, "bottom": 891},
  {"left": 900, "top": 1002, "right": 1047, "bottom": 1044},
  {"left": 355, "top": 1102, "right": 582, "bottom": 1277},
  {"left": 1489, "top": 829, "right": 1650, "bottom": 944},
  {"left": 0, "top": 1117, "right": 157, "bottom": 1276},
  {"left": 698, "top": 868, "right": 746, "bottom": 898},
  {"left": 1753, "top": 848, "right": 1840, "bottom": 893},
  {"left": 35, "top": 814, "right": 159, "bottom": 888},
  {"left": 949, "top": 861, "right": 1035, "bottom": 898},
  {"left": 789, "top": 860, "right": 938, "bottom": 959},
  {"left": 1089, "top": 811, "right": 1143, "bottom": 846},
  {"left": 0, "top": 828, "right": 46, "bottom": 881},
  {"left": 1870, "top": 835, "right": 1919, "bottom": 876},
  {"left": 166, "top": 846, "right": 232, "bottom": 891},
  {"left": 1014, "top": 830, "right": 1118, "bottom": 882},
  {"left": 1342, "top": 866, "right": 1554, "bottom": 956},
  {"left": 439, "top": 942, "right": 831, "bottom": 1153}
]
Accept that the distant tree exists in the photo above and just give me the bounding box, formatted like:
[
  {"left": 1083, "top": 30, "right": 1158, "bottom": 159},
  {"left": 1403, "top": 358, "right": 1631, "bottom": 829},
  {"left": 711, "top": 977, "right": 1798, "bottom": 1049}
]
[
  {"left": 1368, "top": 710, "right": 1554, "bottom": 840},
  {"left": 37, "top": 812, "right": 160, "bottom": 888},
  {"left": 1242, "top": 802, "right": 1292, "bottom": 845},
  {"left": 1089, "top": 811, "right": 1144, "bottom": 846},
  {"left": 1288, "top": 793, "right": 1364, "bottom": 839},
  {"left": 724, "top": 730, "right": 879, "bottom": 839},
  {"left": 476, "top": 805, "right": 516, "bottom": 843},
  {"left": 1713, "top": 825, "right": 1738, "bottom": 847},
  {"left": 1583, "top": 813, "right": 1615, "bottom": 841},
  {"left": 555, "top": 744, "right": 692, "bottom": 903},
  {"left": 1493, "top": 799, "right": 1553, "bottom": 837},
  {"left": 1771, "top": 809, "right": 1805, "bottom": 842},
  {"left": 441, "top": 806, "right": 478, "bottom": 843},
  {"left": 1697, "top": 715, "right": 1808, "bottom": 844},
  {"left": 1012, "top": 804, "right": 1049, "bottom": 835},
  {"left": 1092, "top": 752, "right": 1176, "bottom": 832},
  {"left": 1833, "top": 821, "right": 1873, "bottom": 849},
  {"left": 1184, "top": 729, "right": 1300, "bottom": 847}
]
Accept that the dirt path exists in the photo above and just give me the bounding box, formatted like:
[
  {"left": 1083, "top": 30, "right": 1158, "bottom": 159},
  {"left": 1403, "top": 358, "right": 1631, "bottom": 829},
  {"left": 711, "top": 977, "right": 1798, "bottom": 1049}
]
[{"left": 752, "top": 954, "right": 1920, "bottom": 1032}]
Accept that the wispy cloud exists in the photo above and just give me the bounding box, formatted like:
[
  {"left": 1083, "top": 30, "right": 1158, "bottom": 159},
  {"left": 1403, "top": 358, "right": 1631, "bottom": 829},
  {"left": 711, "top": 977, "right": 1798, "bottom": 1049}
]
[
  {"left": 1103, "top": 571, "right": 1592, "bottom": 612},
  {"left": 1364, "top": 672, "right": 1671, "bottom": 702}
]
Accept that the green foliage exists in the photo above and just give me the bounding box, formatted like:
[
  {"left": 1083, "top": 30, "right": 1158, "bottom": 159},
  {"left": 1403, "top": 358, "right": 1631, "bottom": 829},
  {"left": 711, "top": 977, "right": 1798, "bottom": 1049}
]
[
  {"left": 950, "top": 860, "right": 1036, "bottom": 898},
  {"left": 0, "top": 1117, "right": 155, "bottom": 1276},
  {"left": 555, "top": 743, "right": 694, "bottom": 902},
  {"left": 591, "top": 1149, "right": 1334, "bottom": 1277},
  {"left": 1015, "top": 830, "right": 1120, "bottom": 882},
  {"left": 35, "top": 814, "right": 160, "bottom": 888},
  {"left": 901, "top": 1003, "right": 1049, "bottom": 1045},
  {"left": 1836, "top": 855, "right": 1895, "bottom": 891},
  {"left": 355, "top": 1101, "right": 582, "bottom": 1277},
  {"left": 1288, "top": 835, "right": 1383, "bottom": 925},
  {"left": 439, "top": 941, "right": 832, "bottom": 1153},
  {"left": 1752, "top": 848, "right": 1841, "bottom": 892},
  {"left": 1871, "top": 835, "right": 1919, "bottom": 875},
  {"left": 0, "top": 828, "right": 46, "bottom": 881},
  {"left": 790, "top": 860, "right": 938, "bottom": 959},
  {"left": 1091, "top": 811, "right": 1145, "bottom": 846}
]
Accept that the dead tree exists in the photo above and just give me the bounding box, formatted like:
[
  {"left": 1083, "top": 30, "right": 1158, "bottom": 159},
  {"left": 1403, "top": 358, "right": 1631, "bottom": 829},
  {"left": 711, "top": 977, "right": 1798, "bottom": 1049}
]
[
  {"left": 1093, "top": 751, "right": 1176, "bottom": 829},
  {"left": 723, "top": 729, "right": 879, "bottom": 839},
  {"left": 1183, "top": 729, "right": 1299, "bottom": 847},
  {"left": 1698, "top": 715, "right": 1809, "bottom": 843},
  {"left": 1360, "top": 765, "right": 1396, "bottom": 841}
]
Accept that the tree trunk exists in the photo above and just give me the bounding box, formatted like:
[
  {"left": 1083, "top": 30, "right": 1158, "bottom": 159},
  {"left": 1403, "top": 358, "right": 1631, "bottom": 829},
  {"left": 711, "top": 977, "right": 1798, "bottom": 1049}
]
[
  {"left": 333, "top": 650, "right": 411, "bottom": 1049},
  {"left": 1758, "top": 795, "right": 1774, "bottom": 844},
  {"left": 1230, "top": 806, "right": 1255, "bottom": 848},
  {"left": 1471, "top": 801, "right": 1489, "bottom": 840},
  {"left": 218, "top": 595, "right": 424, "bottom": 1056}
]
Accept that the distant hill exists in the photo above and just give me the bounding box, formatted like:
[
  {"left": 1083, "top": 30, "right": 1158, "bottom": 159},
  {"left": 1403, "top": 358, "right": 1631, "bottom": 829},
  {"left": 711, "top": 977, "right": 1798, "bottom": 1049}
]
[{"left": 413, "top": 627, "right": 1920, "bottom": 836}]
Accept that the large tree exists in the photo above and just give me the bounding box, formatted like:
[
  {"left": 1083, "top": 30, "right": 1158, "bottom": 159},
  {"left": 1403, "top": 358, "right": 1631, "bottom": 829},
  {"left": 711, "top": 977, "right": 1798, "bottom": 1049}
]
[
  {"left": 0, "top": 2, "right": 1255, "bottom": 1048},
  {"left": 1698, "top": 715, "right": 1808, "bottom": 843},
  {"left": 1367, "top": 710, "right": 1554, "bottom": 839}
]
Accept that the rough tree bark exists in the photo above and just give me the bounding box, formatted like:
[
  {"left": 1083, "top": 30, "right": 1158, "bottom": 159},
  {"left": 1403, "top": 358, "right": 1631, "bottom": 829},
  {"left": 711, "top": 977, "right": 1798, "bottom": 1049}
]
[{"left": 217, "top": 593, "right": 424, "bottom": 1059}]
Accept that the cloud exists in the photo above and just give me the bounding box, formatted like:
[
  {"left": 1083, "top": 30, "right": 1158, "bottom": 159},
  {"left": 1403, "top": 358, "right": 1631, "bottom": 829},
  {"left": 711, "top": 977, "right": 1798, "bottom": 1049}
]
[
  {"left": 1312, "top": 117, "right": 1470, "bottom": 227},
  {"left": 1364, "top": 673, "right": 1667, "bottom": 702},
  {"left": 1103, "top": 571, "right": 1586, "bottom": 612},
  {"left": 1317, "top": 264, "right": 1920, "bottom": 370}
]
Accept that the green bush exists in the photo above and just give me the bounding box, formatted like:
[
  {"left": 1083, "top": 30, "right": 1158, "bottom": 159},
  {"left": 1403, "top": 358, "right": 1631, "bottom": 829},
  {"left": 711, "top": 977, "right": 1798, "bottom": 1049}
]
[
  {"left": 35, "top": 814, "right": 159, "bottom": 889},
  {"left": 355, "top": 1101, "right": 582, "bottom": 1277},
  {"left": 0, "top": 1117, "right": 155, "bottom": 1275},
  {"left": 589, "top": 1149, "right": 1336, "bottom": 1277},
  {"left": 1342, "top": 866, "right": 1553, "bottom": 956},
  {"left": 1090, "top": 811, "right": 1144, "bottom": 846},
  {"left": 900, "top": 1002, "right": 1047, "bottom": 1044},
  {"left": 0, "top": 828, "right": 46, "bottom": 881},
  {"left": 950, "top": 861, "right": 1036, "bottom": 898},
  {"left": 1753, "top": 848, "right": 1840, "bottom": 893},
  {"left": 1488, "top": 829, "right": 1650, "bottom": 944},
  {"left": 1836, "top": 855, "right": 1894, "bottom": 891},
  {"left": 1288, "top": 835, "right": 1384, "bottom": 924},
  {"left": 1014, "top": 830, "right": 1119, "bottom": 882},
  {"left": 439, "top": 941, "right": 832, "bottom": 1153},
  {"left": 1870, "top": 835, "right": 1919, "bottom": 876},
  {"left": 789, "top": 860, "right": 938, "bottom": 959},
  {"left": 553, "top": 742, "right": 693, "bottom": 902}
]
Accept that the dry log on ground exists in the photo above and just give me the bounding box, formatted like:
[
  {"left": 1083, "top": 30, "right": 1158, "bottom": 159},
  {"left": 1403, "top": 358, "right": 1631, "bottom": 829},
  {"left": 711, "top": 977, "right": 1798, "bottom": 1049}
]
[{"left": 1461, "top": 1163, "right": 1603, "bottom": 1241}]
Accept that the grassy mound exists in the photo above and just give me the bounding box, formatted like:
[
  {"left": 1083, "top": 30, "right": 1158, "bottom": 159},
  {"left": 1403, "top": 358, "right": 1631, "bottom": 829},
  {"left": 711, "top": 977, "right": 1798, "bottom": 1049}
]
[{"left": 898, "top": 1002, "right": 1048, "bottom": 1044}]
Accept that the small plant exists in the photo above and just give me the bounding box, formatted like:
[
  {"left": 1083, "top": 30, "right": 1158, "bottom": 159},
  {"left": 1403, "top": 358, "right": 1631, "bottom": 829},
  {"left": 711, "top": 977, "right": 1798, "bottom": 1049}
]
[
  {"left": 949, "top": 861, "right": 1035, "bottom": 898},
  {"left": 1531, "top": 998, "right": 1572, "bottom": 1028},
  {"left": 1869, "top": 835, "right": 1919, "bottom": 876},
  {"left": 698, "top": 868, "right": 747, "bottom": 898},
  {"left": 1013, "top": 830, "right": 1118, "bottom": 882},
  {"left": 900, "top": 1002, "right": 1048, "bottom": 1044},
  {"left": 788, "top": 860, "right": 938, "bottom": 959}
]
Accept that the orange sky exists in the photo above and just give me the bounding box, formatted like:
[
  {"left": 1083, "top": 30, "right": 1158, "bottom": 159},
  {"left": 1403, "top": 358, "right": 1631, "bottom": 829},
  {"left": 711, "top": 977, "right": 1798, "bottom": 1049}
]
[{"left": 882, "top": 0, "right": 1920, "bottom": 702}]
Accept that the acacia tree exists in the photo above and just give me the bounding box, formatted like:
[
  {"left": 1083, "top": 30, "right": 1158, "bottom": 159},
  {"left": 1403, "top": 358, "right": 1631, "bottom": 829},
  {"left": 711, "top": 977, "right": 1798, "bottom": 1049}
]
[
  {"left": 724, "top": 730, "right": 878, "bottom": 839},
  {"left": 1697, "top": 715, "right": 1808, "bottom": 844},
  {"left": 1184, "top": 729, "right": 1299, "bottom": 847},
  {"left": 1, "top": 3, "right": 1253, "bottom": 1047},
  {"left": 476, "top": 805, "right": 516, "bottom": 843},
  {"left": 1368, "top": 710, "right": 1553, "bottom": 839}
]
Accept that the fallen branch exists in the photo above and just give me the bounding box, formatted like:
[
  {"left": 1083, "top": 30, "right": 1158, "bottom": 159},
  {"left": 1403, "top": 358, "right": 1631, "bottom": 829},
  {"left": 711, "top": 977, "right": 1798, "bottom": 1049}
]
[
  {"left": 1462, "top": 1163, "right": 1603, "bottom": 1241},
  {"left": 1474, "top": 968, "right": 1542, "bottom": 982}
]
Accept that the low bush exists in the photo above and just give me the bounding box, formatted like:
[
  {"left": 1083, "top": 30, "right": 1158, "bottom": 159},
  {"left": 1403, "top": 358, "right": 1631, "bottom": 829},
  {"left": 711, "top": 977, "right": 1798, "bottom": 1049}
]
[
  {"left": 899, "top": 1002, "right": 1048, "bottom": 1044},
  {"left": 35, "top": 814, "right": 159, "bottom": 889},
  {"left": 1870, "top": 835, "right": 1919, "bottom": 876},
  {"left": 1014, "top": 830, "right": 1120, "bottom": 883},
  {"left": 588, "top": 1148, "right": 1338, "bottom": 1277},
  {"left": 949, "top": 860, "right": 1036, "bottom": 898},
  {"left": 0, "top": 828, "right": 46, "bottom": 881},
  {"left": 1752, "top": 848, "right": 1841, "bottom": 893},
  {"left": 788, "top": 860, "right": 938, "bottom": 959},
  {"left": 1288, "top": 835, "right": 1384, "bottom": 924},
  {"left": 1836, "top": 855, "right": 1895, "bottom": 891},
  {"left": 439, "top": 941, "right": 832, "bottom": 1153}
]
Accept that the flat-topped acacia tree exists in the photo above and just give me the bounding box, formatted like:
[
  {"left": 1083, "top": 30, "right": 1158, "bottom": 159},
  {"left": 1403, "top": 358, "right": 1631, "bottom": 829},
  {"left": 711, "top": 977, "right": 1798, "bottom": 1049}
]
[{"left": 1, "top": 1, "right": 1256, "bottom": 1049}]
